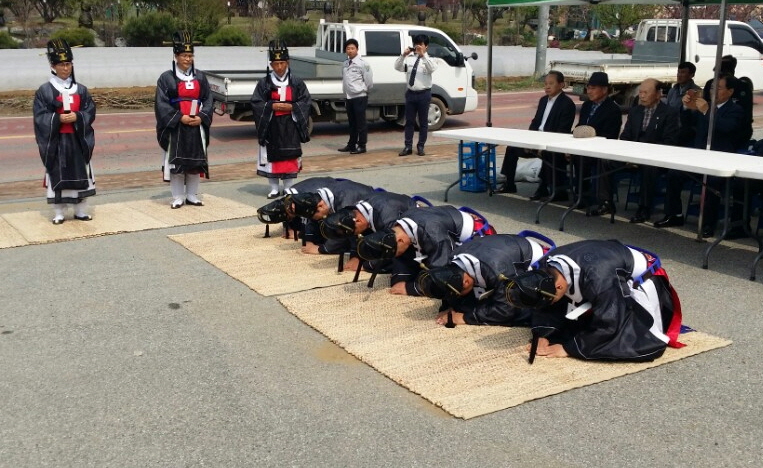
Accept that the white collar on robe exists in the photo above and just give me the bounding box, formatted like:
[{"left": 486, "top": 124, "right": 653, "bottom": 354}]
[{"left": 49, "top": 75, "right": 77, "bottom": 94}]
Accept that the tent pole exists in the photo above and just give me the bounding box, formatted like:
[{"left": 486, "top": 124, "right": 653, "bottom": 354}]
[
  {"left": 487, "top": 5, "right": 493, "bottom": 127},
  {"left": 697, "top": 0, "right": 728, "bottom": 242},
  {"left": 679, "top": 0, "right": 690, "bottom": 63}
]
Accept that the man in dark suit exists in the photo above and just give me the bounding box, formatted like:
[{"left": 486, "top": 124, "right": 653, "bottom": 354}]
[
  {"left": 575, "top": 72, "right": 622, "bottom": 215},
  {"left": 655, "top": 74, "right": 745, "bottom": 237},
  {"left": 620, "top": 79, "right": 679, "bottom": 224},
  {"left": 499, "top": 70, "right": 576, "bottom": 200}
]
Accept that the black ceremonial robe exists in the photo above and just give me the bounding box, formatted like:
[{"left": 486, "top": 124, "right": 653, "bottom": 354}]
[{"left": 33, "top": 80, "right": 96, "bottom": 204}]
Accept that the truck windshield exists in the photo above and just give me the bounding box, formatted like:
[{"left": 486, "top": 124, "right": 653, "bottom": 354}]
[{"left": 410, "top": 31, "right": 459, "bottom": 66}]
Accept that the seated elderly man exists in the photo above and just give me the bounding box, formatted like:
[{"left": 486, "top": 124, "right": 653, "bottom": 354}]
[
  {"left": 506, "top": 239, "right": 684, "bottom": 362},
  {"left": 357, "top": 205, "right": 496, "bottom": 296},
  {"left": 415, "top": 232, "right": 555, "bottom": 327},
  {"left": 319, "top": 191, "right": 420, "bottom": 272}
]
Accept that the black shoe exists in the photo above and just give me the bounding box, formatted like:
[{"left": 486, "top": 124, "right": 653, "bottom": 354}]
[
  {"left": 267, "top": 191, "right": 280, "bottom": 199},
  {"left": 701, "top": 225, "right": 715, "bottom": 238},
  {"left": 399, "top": 147, "right": 412, "bottom": 156},
  {"left": 417, "top": 146, "right": 425, "bottom": 156},
  {"left": 725, "top": 226, "right": 750, "bottom": 240},
  {"left": 350, "top": 146, "right": 366, "bottom": 154},
  {"left": 548, "top": 191, "right": 570, "bottom": 203},
  {"left": 338, "top": 145, "right": 355, "bottom": 152},
  {"left": 654, "top": 215, "right": 684, "bottom": 228},
  {"left": 529, "top": 188, "right": 549, "bottom": 201},
  {"left": 73, "top": 214, "right": 93, "bottom": 221},
  {"left": 498, "top": 184, "right": 517, "bottom": 194},
  {"left": 590, "top": 201, "right": 615, "bottom": 217},
  {"left": 185, "top": 199, "right": 204, "bottom": 206},
  {"left": 629, "top": 208, "right": 649, "bottom": 224}
]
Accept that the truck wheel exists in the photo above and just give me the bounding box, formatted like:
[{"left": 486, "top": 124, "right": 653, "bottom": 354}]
[{"left": 427, "top": 97, "right": 447, "bottom": 131}]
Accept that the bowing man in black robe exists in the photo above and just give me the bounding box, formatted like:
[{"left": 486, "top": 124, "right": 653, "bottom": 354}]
[
  {"left": 506, "top": 240, "right": 684, "bottom": 362},
  {"left": 357, "top": 205, "right": 496, "bottom": 296},
  {"left": 155, "top": 31, "right": 213, "bottom": 209},
  {"left": 251, "top": 40, "right": 312, "bottom": 199},
  {"left": 416, "top": 233, "right": 554, "bottom": 327},
  {"left": 33, "top": 39, "right": 96, "bottom": 224}
]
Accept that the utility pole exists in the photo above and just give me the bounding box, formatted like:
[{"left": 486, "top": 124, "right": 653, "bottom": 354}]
[{"left": 534, "top": 5, "right": 550, "bottom": 79}]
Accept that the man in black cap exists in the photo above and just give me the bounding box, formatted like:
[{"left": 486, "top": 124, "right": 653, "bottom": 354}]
[
  {"left": 498, "top": 71, "right": 576, "bottom": 200},
  {"left": 318, "top": 191, "right": 418, "bottom": 272},
  {"left": 416, "top": 232, "right": 554, "bottom": 326},
  {"left": 256, "top": 176, "right": 341, "bottom": 238},
  {"left": 505, "top": 239, "right": 684, "bottom": 362},
  {"left": 34, "top": 38, "right": 97, "bottom": 224},
  {"left": 251, "top": 40, "right": 312, "bottom": 198},
  {"left": 356, "top": 205, "right": 496, "bottom": 295},
  {"left": 289, "top": 180, "right": 375, "bottom": 254},
  {"left": 155, "top": 31, "right": 213, "bottom": 209},
  {"left": 575, "top": 71, "right": 622, "bottom": 216}
]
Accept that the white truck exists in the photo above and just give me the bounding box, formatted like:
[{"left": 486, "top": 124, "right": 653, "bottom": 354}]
[
  {"left": 550, "top": 19, "right": 763, "bottom": 106},
  {"left": 206, "top": 20, "right": 479, "bottom": 133}
]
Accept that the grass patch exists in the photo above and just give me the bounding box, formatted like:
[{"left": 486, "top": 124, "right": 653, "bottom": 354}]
[{"left": 475, "top": 76, "right": 543, "bottom": 93}]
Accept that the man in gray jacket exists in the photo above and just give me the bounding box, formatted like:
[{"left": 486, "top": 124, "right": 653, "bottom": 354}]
[{"left": 338, "top": 38, "right": 373, "bottom": 155}]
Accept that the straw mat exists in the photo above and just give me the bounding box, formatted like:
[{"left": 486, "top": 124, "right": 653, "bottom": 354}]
[
  {"left": 0, "top": 195, "right": 256, "bottom": 248},
  {"left": 168, "top": 224, "right": 370, "bottom": 296},
  {"left": 278, "top": 282, "right": 732, "bottom": 419}
]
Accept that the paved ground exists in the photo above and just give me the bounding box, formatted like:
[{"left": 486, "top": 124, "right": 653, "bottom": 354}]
[{"left": 1, "top": 146, "right": 763, "bottom": 467}]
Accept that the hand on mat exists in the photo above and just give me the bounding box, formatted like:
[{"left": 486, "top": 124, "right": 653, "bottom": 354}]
[
  {"left": 526, "top": 338, "right": 569, "bottom": 358},
  {"left": 436, "top": 310, "right": 465, "bottom": 326},
  {"left": 389, "top": 282, "right": 408, "bottom": 295},
  {"left": 344, "top": 257, "right": 360, "bottom": 272},
  {"left": 301, "top": 242, "right": 320, "bottom": 255}
]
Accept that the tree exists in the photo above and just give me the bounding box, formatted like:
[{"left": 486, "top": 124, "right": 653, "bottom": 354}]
[
  {"left": 594, "top": 4, "right": 656, "bottom": 37},
  {"left": 362, "top": 0, "right": 406, "bottom": 24},
  {"left": 33, "top": 0, "right": 67, "bottom": 23}
]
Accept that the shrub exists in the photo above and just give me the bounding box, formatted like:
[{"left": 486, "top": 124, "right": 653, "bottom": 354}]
[
  {"left": 0, "top": 31, "right": 19, "bottom": 49},
  {"left": 50, "top": 27, "right": 95, "bottom": 47},
  {"left": 122, "top": 11, "right": 177, "bottom": 47},
  {"left": 205, "top": 26, "right": 252, "bottom": 46},
  {"left": 436, "top": 23, "right": 462, "bottom": 45},
  {"left": 276, "top": 20, "right": 315, "bottom": 47}
]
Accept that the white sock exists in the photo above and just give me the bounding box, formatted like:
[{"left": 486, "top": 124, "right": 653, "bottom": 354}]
[
  {"left": 185, "top": 173, "right": 201, "bottom": 202},
  {"left": 268, "top": 178, "right": 280, "bottom": 195},
  {"left": 74, "top": 199, "right": 88, "bottom": 217},
  {"left": 283, "top": 178, "right": 295, "bottom": 190},
  {"left": 170, "top": 173, "right": 185, "bottom": 203},
  {"left": 53, "top": 204, "right": 65, "bottom": 221}
]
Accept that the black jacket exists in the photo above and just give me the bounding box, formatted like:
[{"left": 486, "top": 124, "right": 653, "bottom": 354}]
[
  {"left": 529, "top": 92, "right": 576, "bottom": 134},
  {"left": 619, "top": 101, "right": 679, "bottom": 146},
  {"left": 577, "top": 97, "right": 622, "bottom": 139}
]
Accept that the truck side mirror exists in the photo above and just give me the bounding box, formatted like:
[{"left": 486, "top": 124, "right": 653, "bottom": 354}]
[{"left": 468, "top": 52, "right": 478, "bottom": 61}]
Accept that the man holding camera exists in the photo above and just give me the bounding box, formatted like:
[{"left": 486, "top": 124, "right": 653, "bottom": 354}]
[{"left": 395, "top": 34, "right": 438, "bottom": 157}]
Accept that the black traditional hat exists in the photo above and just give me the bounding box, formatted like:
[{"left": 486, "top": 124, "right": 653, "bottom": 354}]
[
  {"left": 172, "top": 30, "right": 194, "bottom": 55},
  {"left": 320, "top": 207, "right": 357, "bottom": 239},
  {"left": 357, "top": 229, "right": 397, "bottom": 261},
  {"left": 291, "top": 192, "right": 322, "bottom": 219},
  {"left": 257, "top": 197, "right": 290, "bottom": 224},
  {"left": 416, "top": 265, "right": 464, "bottom": 301},
  {"left": 268, "top": 39, "right": 289, "bottom": 62},
  {"left": 505, "top": 270, "right": 557, "bottom": 309},
  {"left": 46, "top": 39, "right": 73, "bottom": 65}
]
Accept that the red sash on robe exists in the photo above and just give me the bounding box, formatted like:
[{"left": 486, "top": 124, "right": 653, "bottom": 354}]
[
  {"left": 177, "top": 80, "right": 201, "bottom": 116},
  {"left": 56, "top": 92, "right": 81, "bottom": 134},
  {"left": 270, "top": 86, "right": 293, "bottom": 116}
]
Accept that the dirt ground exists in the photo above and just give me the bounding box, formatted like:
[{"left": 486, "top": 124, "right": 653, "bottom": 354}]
[{"left": 0, "top": 86, "right": 156, "bottom": 116}]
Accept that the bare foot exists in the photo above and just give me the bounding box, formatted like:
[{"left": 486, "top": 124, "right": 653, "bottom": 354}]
[
  {"left": 344, "top": 257, "right": 360, "bottom": 272},
  {"left": 300, "top": 242, "right": 320, "bottom": 255},
  {"left": 389, "top": 282, "right": 408, "bottom": 295},
  {"left": 436, "top": 311, "right": 465, "bottom": 326},
  {"left": 524, "top": 338, "right": 568, "bottom": 358}
]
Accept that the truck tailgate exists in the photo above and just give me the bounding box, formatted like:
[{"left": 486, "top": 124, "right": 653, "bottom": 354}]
[{"left": 204, "top": 69, "right": 267, "bottom": 102}]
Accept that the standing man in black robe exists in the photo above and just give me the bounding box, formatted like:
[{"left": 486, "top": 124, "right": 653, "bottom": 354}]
[
  {"left": 499, "top": 71, "right": 576, "bottom": 200},
  {"left": 251, "top": 40, "right": 312, "bottom": 199},
  {"left": 155, "top": 31, "right": 213, "bottom": 209},
  {"left": 34, "top": 39, "right": 96, "bottom": 224}
]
